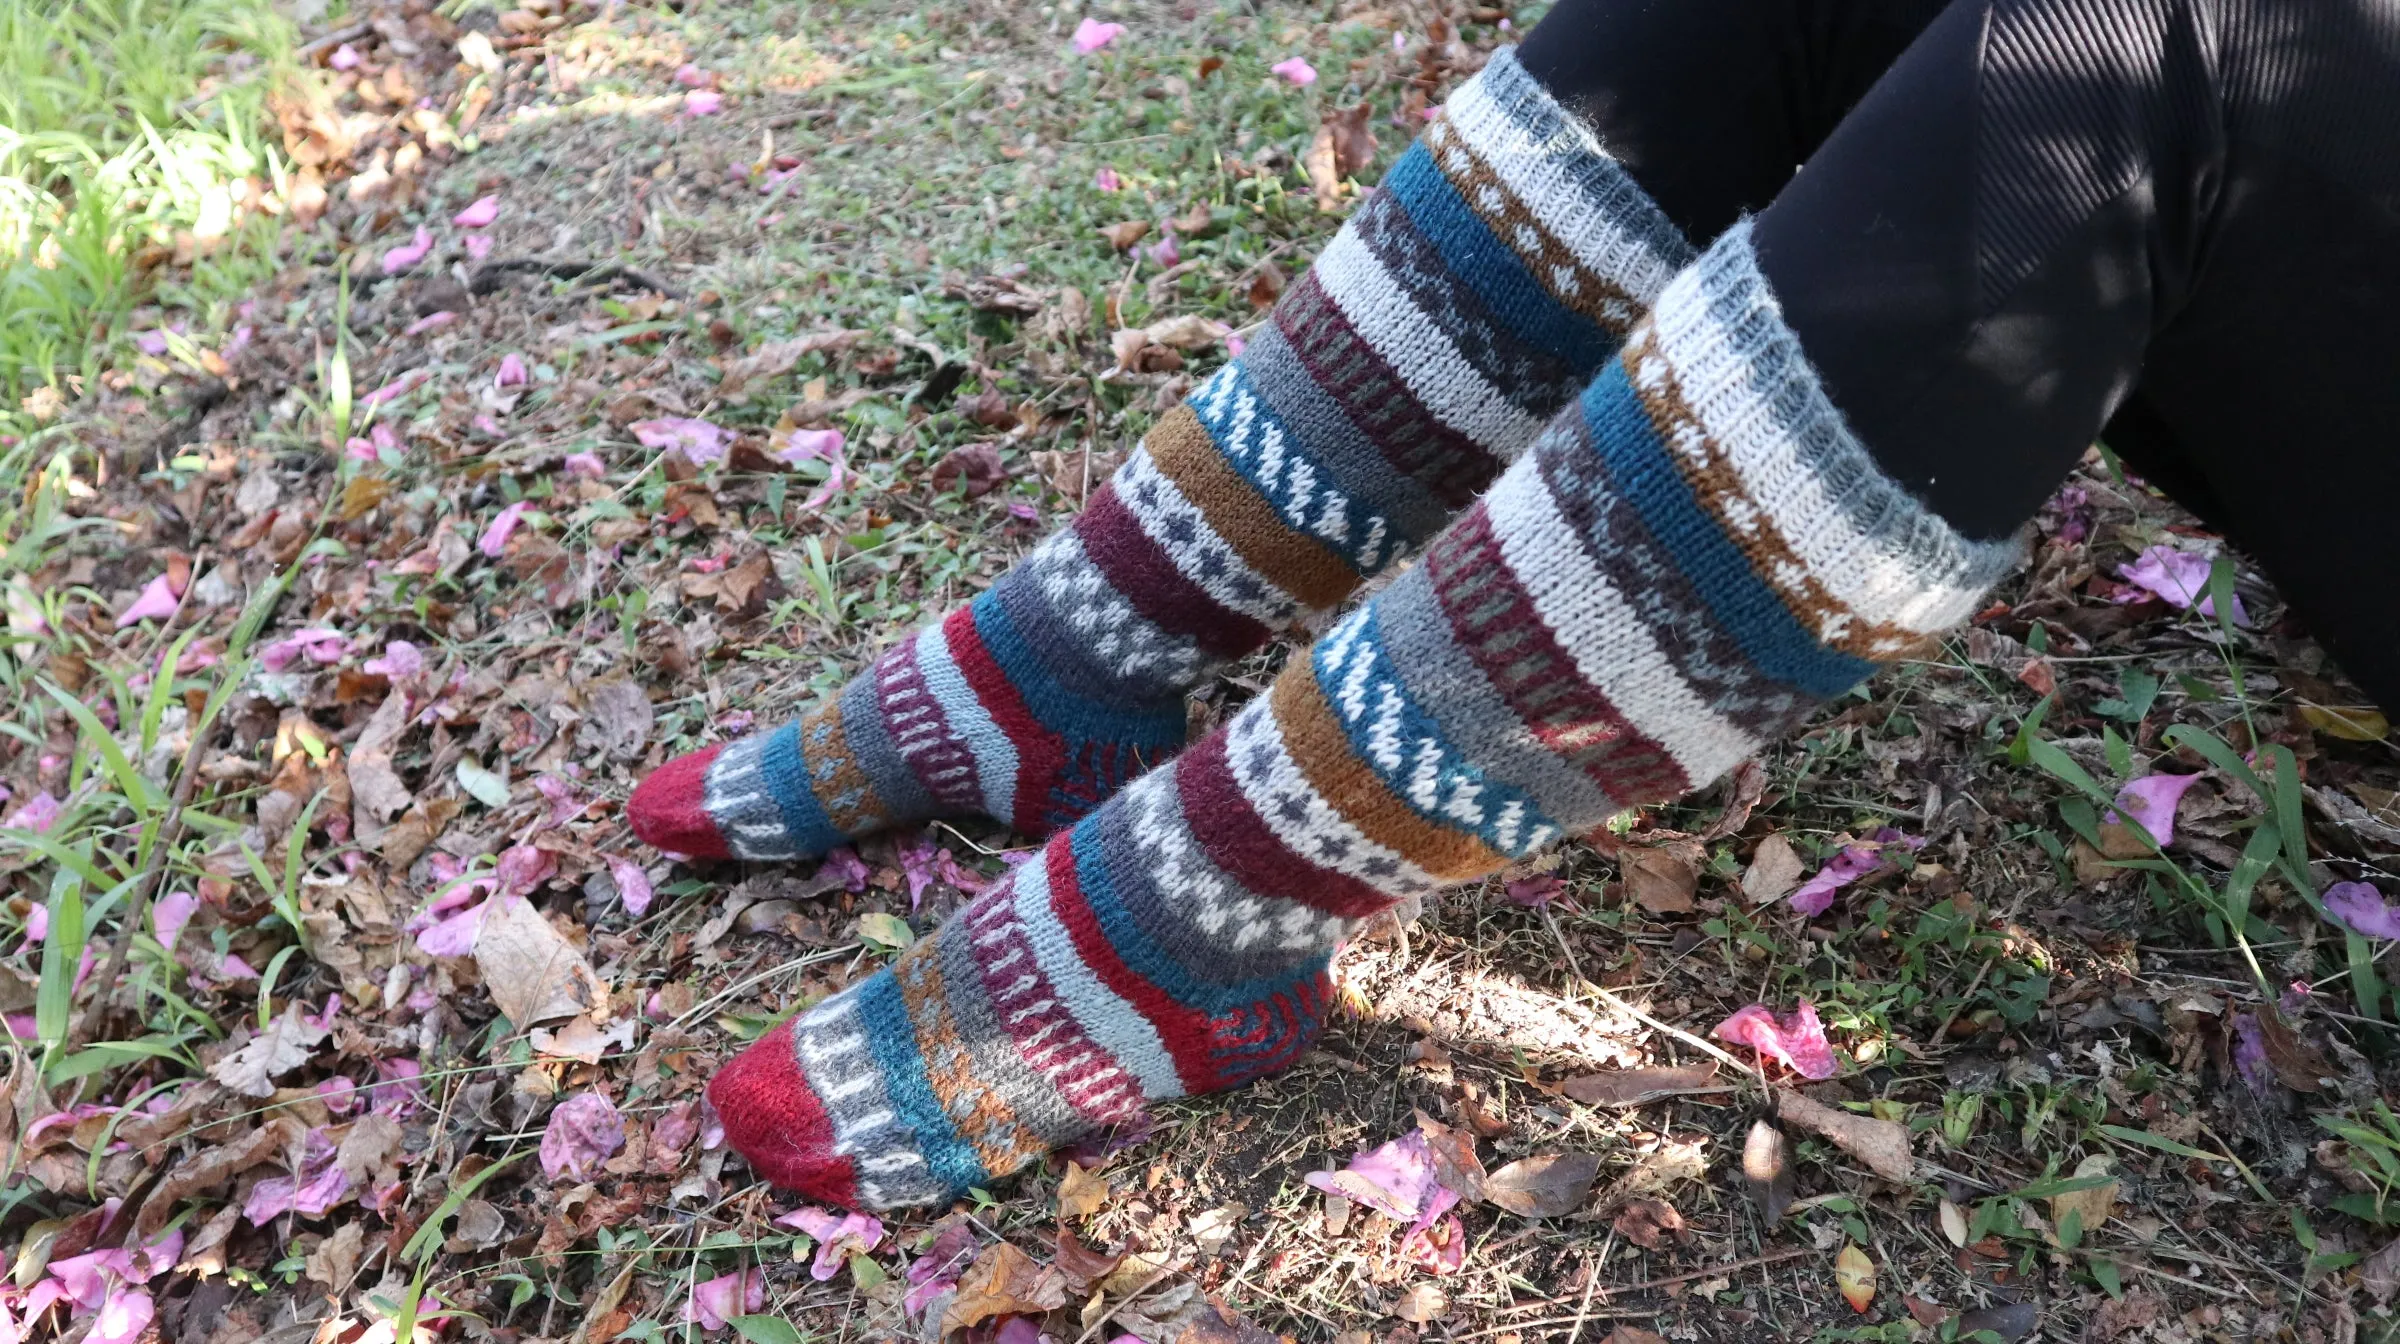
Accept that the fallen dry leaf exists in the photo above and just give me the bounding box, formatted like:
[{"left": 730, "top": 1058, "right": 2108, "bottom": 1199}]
[
  {"left": 1098, "top": 220, "right": 1150, "bottom": 251},
  {"left": 1741, "top": 1119, "right": 1795, "bottom": 1223},
  {"left": 942, "top": 1241, "right": 1067, "bottom": 1332},
  {"left": 209, "top": 1005, "right": 332, "bottom": 1097},
  {"left": 931, "top": 442, "right": 1008, "bottom": 497},
  {"left": 717, "top": 329, "right": 864, "bottom": 399},
  {"left": 1742, "top": 834, "right": 1805, "bottom": 904},
  {"left": 1391, "top": 1282, "right": 1446, "bottom": 1324},
  {"left": 1303, "top": 123, "right": 1345, "bottom": 212},
  {"left": 1775, "top": 1088, "right": 1914, "bottom": 1182},
  {"left": 1559, "top": 1064, "right": 1726, "bottom": 1108},
  {"left": 1057, "top": 1159, "right": 1109, "bottom": 1220},
  {"left": 346, "top": 690, "right": 415, "bottom": 837},
  {"left": 1938, "top": 1197, "right": 1970, "bottom": 1248},
  {"left": 1620, "top": 843, "right": 1698, "bottom": 914},
  {"left": 1609, "top": 1197, "right": 1685, "bottom": 1250},
  {"left": 1833, "top": 1242, "right": 1876, "bottom": 1313},
  {"left": 1954, "top": 1302, "right": 2041, "bottom": 1342},
  {"left": 2254, "top": 1002, "right": 2330, "bottom": 1091},
  {"left": 1481, "top": 1152, "right": 1601, "bottom": 1219},
  {"left": 2048, "top": 1153, "right": 2116, "bottom": 1244},
  {"left": 475, "top": 895, "right": 607, "bottom": 1027},
  {"left": 1325, "top": 101, "right": 1377, "bottom": 180}
]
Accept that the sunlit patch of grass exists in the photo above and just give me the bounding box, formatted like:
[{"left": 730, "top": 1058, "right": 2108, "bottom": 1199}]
[{"left": 0, "top": 0, "right": 299, "bottom": 402}]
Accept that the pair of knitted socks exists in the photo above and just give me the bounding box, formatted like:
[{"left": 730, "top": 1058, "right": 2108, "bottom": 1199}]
[{"left": 652, "top": 53, "right": 2022, "bottom": 1210}]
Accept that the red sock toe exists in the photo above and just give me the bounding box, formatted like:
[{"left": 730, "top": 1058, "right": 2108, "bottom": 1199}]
[
  {"left": 707, "top": 1019, "right": 861, "bottom": 1207},
  {"left": 628, "top": 746, "right": 732, "bottom": 859}
]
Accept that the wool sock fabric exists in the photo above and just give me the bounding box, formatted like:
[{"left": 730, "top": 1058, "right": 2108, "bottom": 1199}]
[
  {"left": 627, "top": 50, "right": 1694, "bottom": 862},
  {"left": 706, "top": 224, "right": 2025, "bottom": 1209}
]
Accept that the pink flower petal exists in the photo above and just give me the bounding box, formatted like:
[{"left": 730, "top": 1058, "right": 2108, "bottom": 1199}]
[
  {"left": 606, "top": 855, "right": 654, "bottom": 917},
  {"left": 777, "top": 427, "right": 850, "bottom": 509},
  {"left": 820, "top": 847, "right": 871, "bottom": 892},
  {"left": 2105, "top": 773, "right": 2201, "bottom": 849},
  {"left": 684, "top": 89, "right": 723, "bottom": 116},
  {"left": 361, "top": 368, "right": 430, "bottom": 407},
  {"left": 775, "top": 1207, "right": 886, "bottom": 1280},
  {"left": 1093, "top": 167, "right": 1121, "bottom": 192},
  {"left": 153, "top": 890, "right": 199, "bottom": 947},
  {"left": 2231, "top": 1011, "right": 2276, "bottom": 1096},
  {"left": 1713, "top": 1002, "right": 1838, "bottom": 1079},
  {"left": 260, "top": 627, "right": 349, "bottom": 673},
  {"left": 904, "top": 1221, "right": 979, "bottom": 1317},
  {"left": 414, "top": 897, "right": 489, "bottom": 957},
  {"left": 1271, "top": 56, "right": 1317, "bottom": 85},
  {"left": 2116, "top": 545, "right": 2247, "bottom": 624},
  {"left": 540, "top": 1091, "right": 627, "bottom": 1181},
  {"left": 329, "top": 43, "right": 361, "bottom": 70},
  {"left": 466, "top": 233, "right": 495, "bottom": 262},
  {"left": 115, "top": 574, "right": 182, "bottom": 628},
  {"left": 2325, "top": 881, "right": 2400, "bottom": 939},
  {"left": 674, "top": 63, "right": 714, "bottom": 88},
  {"left": 1304, "top": 1129, "right": 1449, "bottom": 1222},
  {"left": 1787, "top": 828, "right": 1924, "bottom": 918},
  {"left": 134, "top": 328, "right": 171, "bottom": 356},
  {"left": 632, "top": 417, "right": 734, "bottom": 466},
  {"left": 684, "top": 1270, "right": 764, "bottom": 1331},
  {"left": 89, "top": 1286, "right": 154, "bottom": 1344},
  {"left": 404, "top": 310, "right": 457, "bottom": 337},
  {"left": 1072, "top": 18, "right": 1126, "bottom": 53},
  {"left": 381, "top": 225, "right": 435, "bottom": 276},
  {"left": 453, "top": 195, "right": 501, "bottom": 229},
  {"left": 362, "top": 639, "right": 424, "bottom": 679},
  {"left": 5, "top": 792, "right": 60, "bottom": 835},
  {"left": 1500, "top": 874, "right": 1564, "bottom": 909},
  {"left": 479, "top": 500, "right": 533, "bottom": 557},
  {"left": 494, "top": 352, "right": 529, "bottom": 388},
  {"left": 1147, "top": 224, "right": 1180, "bottom": 267},
  {"left": 562, "top": 452, "right": 606, "bottom": 478}
]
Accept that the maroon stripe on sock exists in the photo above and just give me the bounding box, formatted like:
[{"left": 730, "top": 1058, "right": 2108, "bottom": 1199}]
[
  {"left": 1173, "top": 729, "right": 1394, "bottom": 920},
  {"left": 945, "top": 606, "right": 1065, "bottom": 836},
  {"left": 872, "top": 635, "right": 984, "bottom": 811},
  {"left": 1042, "top": 835, "right": 1215, "bottom": 1094},
  {"left": 1073, "top": 480, "right": 1274, "bottom": 660},
  {"left": 961, "top": 887, "right": 1146, "bottom": 1125},
  {"left": 1273, "top": 269, "right": 1502, "bottom": 510},
  {"left": 1422, "top": 500, "right": 1691, "bottom": 801}
]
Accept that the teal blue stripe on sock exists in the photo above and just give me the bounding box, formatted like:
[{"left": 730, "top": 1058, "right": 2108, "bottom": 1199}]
[
  {"left": 970, "top": 591, "right": 1186, "bottom": 747},
  {"left": 852, "top": 972, "right": 991, "bottom": 1196},
  {"left": 758, "top": 722, "right": 849, "bottom": 855},
  {"left": 1311, "top": 602, "right": 1562, "bottom": 857},
  {"left": 1580, "top": 360, "right": 1875, "bottom": 697},
  {"left": 1383, "top": 143, "right": 1617, "bottom": 371}
]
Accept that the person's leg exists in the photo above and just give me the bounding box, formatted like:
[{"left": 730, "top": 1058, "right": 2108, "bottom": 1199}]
[
  {"left": 703, "top": 0, "right": 2322, "bottom": 1209},
  {"left": 627, "top": 2, "right": 1960, "bottom": 865},
  {"left": 627, "top": 46, "right": 1697, "bottom": 862}
]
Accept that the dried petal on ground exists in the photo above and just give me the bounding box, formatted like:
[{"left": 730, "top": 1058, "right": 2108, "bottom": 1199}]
[
  {"left": 478, "top": 501, "right": 533, "bottom": 558},
  {"left": 1272, "top": 56, "right": 1317, "bottom": 85},
  {"left": 2117, "top": 544, "right": 2245, "bottom": 622},
  {"left": 361, "top": 640, "right": 423, "bottom": 679},
  {"left": 1559, "top": 1064, "right": 1727, "bottom": 1108},
  {"left": 474, "top": 895, "right": 606, "bottom": 1026},
  {"left": 684, "top": 90, "right": 723, "bottom": 116},
  {"left": 209, "top": 1004, "right": 334, "bottom": 1097},
  {"left": 1774, "top": 1088, "right": 1914, "bottom": 1181},
  {"left": 905, "top": 1219, "right": 979, "bottom": 1318},
  {"left": 1789, "top": 829, "right": 1923, "bottom": 917},
  {"left": 4, "top": 792, "right": 60, "bottom": 833},
  {"left": 1304, "top": 1130, "right": 1446, "bottom": 1223},
  {"left": 631, "top": 417, "right": 734, "bottom": 466},
  {"left": 453, "top": 194, "right": 500, "bottom": 228},
  {"left": 684, "top": 1270, "right": 763, "bottom": 1330},
  {"left": 381, "top": 225, "right": 434, "bottom": 275},
  {"left": 152, "top": 891, "right": 199, "bottom": 948},
  {"left": 1500, "top": 874, "right": 1564, "bottom": 909},
  {"left": 605, "top": 855, "right": 654, "bottom": 917},
  {"left": 1072, "top": 18, "right": 1125, "bottom": 52},
  {"left": 2106, "top": 773, "right": 2202, "bottom": 848},
  {"left": 775, "top": 1206, "right": 886, "bottom": 1280},
  {"left": 2326, "top": 881, "right": 2400, "bottom": 938},
  {"left": 1480, "top": 1153, "right": 1601, "bottom": 1219},
  {"left": 540, "top": 1092, "right": 626, "bottom": 1181},
  {"left": 1833, "top": 1243, "right": 1876, "bottom": 1313},
  {"left": 1713, "top": 1002, "right": 1838, "bottom": 1079},
  {"left": 115, "top": 575, "right": 182, "bottom": 628}
]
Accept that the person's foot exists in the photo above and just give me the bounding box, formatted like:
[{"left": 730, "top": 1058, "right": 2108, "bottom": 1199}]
[{"left": 629, "top": 47, "right": 1699, "bottom": 864}]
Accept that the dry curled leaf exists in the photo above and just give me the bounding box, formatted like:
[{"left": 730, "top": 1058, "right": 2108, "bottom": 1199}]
[
  {"left": 1609, "top": 1197, "right": 1685, "bottom": 1250},
  {"left": 1742, "top": 834, "right": 1805, "bottom": 904},
  {"left": 1057, "top": 1158, "right": 1109, "bottom": 1220},
  {"left": 209, "top": 1006, "right": 332, "bottom": 1098},
  {"left": 1481, "top": 1152, "right": 1600, "bottom": 1219},
  {"left": 1391, "top": 1282, "right": 1446, "bottom": 1324},
  {"left": 1620, "top": 843, "right": 1699, "bottom": 914},
  {"left": 1775, "top": 1088, "right": 1914, "bottom": 1182},
  {"left": 2048, "top": 1153, "right": 2116, "bottom": 1244},
  {"left": 1325, "top": 101, "right": 1377, "bottom": 180},
  {"left": 476, "top": 895, "right": 607, "bottom": 1027},
  {"left": 1559, "top": 1064, "right": 1725, "bottom": 1108},
  {"left": 941, "top": 1241, "right": 1068, "bottom": 1332},
  {"left": 1098, "top": 220, "right": 1150, "bottom": 251}
]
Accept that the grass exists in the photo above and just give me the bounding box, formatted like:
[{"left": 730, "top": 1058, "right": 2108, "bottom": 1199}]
[{"left": 0, "top": 0, "right": 296, "bottom": 403}]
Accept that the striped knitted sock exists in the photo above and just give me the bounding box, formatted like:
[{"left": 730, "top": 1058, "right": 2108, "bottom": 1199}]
[
  {"left": 627, "top": 50, "right": 1693, "bottom": 862},
  {"left": 707, "top": 224, "right": 2025, "bottom": 1210}
]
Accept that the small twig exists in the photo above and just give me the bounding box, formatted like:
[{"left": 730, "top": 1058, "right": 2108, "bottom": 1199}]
[
  {"left": 1579, "top": 977, "right": 1753, "bottom": 1077},
  {"left": 1930, "top": 953, "right": 1999, "bottom": 1047},
  {"left": 1609, "top": 1246, "right": 1813, "bottom": 1299}
]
